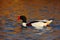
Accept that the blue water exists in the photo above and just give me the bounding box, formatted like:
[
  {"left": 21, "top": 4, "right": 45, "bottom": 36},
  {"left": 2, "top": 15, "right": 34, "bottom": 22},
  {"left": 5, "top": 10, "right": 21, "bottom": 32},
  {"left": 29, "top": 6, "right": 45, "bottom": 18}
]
[
  {"left": 54, "top": 25, "right": 60, "bottom": 30},
  {"left": 0, "top": 18, "right": 60, "bottom": 40}
]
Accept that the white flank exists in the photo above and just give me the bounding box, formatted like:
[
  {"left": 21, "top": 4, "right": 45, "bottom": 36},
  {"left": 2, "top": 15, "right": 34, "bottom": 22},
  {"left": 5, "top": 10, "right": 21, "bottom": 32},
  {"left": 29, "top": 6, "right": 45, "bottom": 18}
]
[{"left": 31, "top": 20, "right": 53, "bottom": 30}]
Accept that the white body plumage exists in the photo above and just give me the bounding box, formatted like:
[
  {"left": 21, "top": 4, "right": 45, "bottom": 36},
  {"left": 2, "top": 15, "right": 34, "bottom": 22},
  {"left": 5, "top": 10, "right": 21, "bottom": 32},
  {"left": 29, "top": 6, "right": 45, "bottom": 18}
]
[{"left": 22, "top": 20, "right": 53, "bottom": 30}]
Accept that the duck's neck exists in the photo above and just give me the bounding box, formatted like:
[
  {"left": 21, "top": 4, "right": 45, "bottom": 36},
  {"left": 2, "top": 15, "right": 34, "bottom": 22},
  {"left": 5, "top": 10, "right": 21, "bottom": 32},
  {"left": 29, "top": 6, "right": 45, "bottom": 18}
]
[
  {"left": 22, "top": 20, "right": 27, "bottom": 23},
  {"left": 22, "top": 19, "right": 27, "bottom": 27}
]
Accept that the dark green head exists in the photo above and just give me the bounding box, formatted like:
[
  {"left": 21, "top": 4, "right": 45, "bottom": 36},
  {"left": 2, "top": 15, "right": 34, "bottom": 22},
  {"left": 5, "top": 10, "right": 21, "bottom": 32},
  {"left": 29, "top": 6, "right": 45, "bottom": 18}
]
[{"left": 20, "top": 15, "right": 27, "bottom": 22}]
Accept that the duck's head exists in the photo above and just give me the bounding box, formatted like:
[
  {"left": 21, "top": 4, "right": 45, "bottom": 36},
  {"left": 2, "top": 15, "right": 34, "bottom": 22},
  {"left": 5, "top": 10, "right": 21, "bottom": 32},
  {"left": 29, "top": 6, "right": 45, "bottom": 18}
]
[{"left": 17, "top": 15, "right": 27, "bottom": 22}]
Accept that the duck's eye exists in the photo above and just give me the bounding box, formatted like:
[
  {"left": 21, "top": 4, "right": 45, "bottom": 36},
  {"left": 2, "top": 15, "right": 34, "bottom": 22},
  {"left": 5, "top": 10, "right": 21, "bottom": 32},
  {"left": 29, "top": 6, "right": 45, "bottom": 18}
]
[{"left": 43, "top": 22, "right": 46, "bottom": 23}]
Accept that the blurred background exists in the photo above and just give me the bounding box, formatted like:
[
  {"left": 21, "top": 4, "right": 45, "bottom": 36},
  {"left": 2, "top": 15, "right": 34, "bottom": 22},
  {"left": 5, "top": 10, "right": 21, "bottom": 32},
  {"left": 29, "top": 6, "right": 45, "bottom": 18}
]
[{"left": 0, "top": 0, "right": 60, "bottom": 40}]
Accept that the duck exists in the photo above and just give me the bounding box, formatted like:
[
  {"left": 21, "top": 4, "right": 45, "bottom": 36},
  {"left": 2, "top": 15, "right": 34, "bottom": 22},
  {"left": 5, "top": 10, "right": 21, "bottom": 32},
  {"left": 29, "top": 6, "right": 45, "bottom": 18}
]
[{"left": 17, "top": 15, "right": 53, "bottom": 30}]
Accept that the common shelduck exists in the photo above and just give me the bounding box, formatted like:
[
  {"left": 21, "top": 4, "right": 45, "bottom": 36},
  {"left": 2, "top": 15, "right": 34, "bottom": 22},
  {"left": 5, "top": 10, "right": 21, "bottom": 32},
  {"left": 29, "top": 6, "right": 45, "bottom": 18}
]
[{"left": 17, "top": 15, "right": 53, "bottom": 30}]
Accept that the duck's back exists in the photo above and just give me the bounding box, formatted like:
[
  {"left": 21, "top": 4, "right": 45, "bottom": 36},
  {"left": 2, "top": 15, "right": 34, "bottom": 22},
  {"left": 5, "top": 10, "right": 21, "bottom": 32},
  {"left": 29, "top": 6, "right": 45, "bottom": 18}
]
[{"left": 31, "top": 22, "right": 45, "bottom": 29}]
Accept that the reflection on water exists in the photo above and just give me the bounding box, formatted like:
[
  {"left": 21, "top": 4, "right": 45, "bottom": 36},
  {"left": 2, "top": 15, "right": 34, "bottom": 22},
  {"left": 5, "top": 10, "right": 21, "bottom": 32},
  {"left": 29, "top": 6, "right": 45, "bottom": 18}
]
[{"left": 0, "top": 17, "right": 60, "bottom": 40}]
